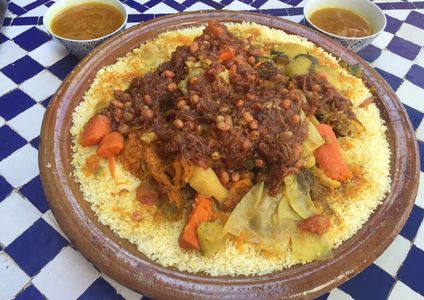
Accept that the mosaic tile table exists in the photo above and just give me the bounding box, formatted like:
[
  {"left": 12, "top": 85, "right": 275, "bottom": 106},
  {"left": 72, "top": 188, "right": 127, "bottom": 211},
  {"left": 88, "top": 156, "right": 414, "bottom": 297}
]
[{"left": 0, "top": 0, "right": 424, "bottom": 299}]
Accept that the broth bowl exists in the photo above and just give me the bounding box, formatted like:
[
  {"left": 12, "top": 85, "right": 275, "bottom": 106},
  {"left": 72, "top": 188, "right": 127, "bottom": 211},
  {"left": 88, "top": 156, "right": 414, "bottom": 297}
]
[
  {"left": 304, "top": 0, "right": 386, "bottom": 52},
  {"left": 43, "top": 0, "right": 127, "bottom": 58}
]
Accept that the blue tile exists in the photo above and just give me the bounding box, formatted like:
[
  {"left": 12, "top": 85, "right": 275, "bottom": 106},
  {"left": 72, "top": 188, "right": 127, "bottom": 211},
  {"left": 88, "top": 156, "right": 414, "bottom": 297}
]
[
  {"left": 387, "top": 36, "right": 421, "bottom": 61},
  {"left": 20, "top": 176, "right": 49, "bottom": 213},
  {"left": 403, "top": 104, "right": 424, "bottom": 130},
  {"left": 41, "top": 96, "right": 52, "bottom": 108},
  {"left": 251, "top": 0, "right": 267, "bottom": 8},
  {"left": 406, "top": 64, "right": 424, "bottom": 90},
  {"left": 0, "top": 125, "right": 27, "bottom": 160},
  {"left": 260, "top": 8, "right": 289, "bottom": 17},
  {"left": 30, "top": 136, "right": 40, "bottom": 149},
  {"left": 0, "top": 89, "right": 35, "bottom": 120},
  {"left": 143, "top": 0, "right": 161, "bottom": 8},
  {"left": 13, "top": 26, "right": 51, "bottom": 51},
  {"left": 2, "top": 17, "right": 12, "bottom": 27},
  {"left": 400, "top": 205, "right": 424, "bottom": 241},
  {"left": 23, "top": 0, "right": 50, "bottom": 11},
  {"left": 15, "top": 284, "right": 46, "bottom": 300},
  {"left": 5, "top": 218, "right": 68, "bottom": 276},
  {"left": 48, "top": 55, "right": 80, "bottom": 80},
  {"left": 374, "top": 68, "right": 403, "bottom": 91},
  {"left": 7, "top": 2, "right": 26, "bottom": 16},
  {"left": 398, "top": 246, "right": 424, "bottom": 295},
  {"left": 196, "top": 0, "right": 223, "bottom": 9},
  {"left": 128, "top": 14, "right": 155, "bottom": 23},
  {"left": 1, "top": 56, "right": 44, "bottom": 84},
  {"left": 385, "top": 15, "right": 402, "bottom": 34},
  {"left": 391, "top": 2, "right": 415, "bottom": 9},
  {"left": 124, "top": 0, "right": 147, "bottom": 12},
  {"left": 77, "top": 277, "right": 125, "bottom": 300},
  {"left": 0, "top": 32, "right": 8, "bottom": 44},
  {"left": 0, "top": 175, "right": 13, "bottom": 202},
  {"left": 406, "top": 11, "right": 424, "bottom": 30},
  {"left": 314, "top": 293, "right": 329, "bottom": 300},
  {"left": 339, "top": 264, "right": 395, "bottom": 299},
  {"left": 418, "top": 141, "right": 424, "bottom": 173},
  {"left": 287, "top": 7, "right": 303, "bottom": 16},
  {"left": 11, "top": 17, "right": 40, "bottom": 26},
  {"left": 357, "top": 45, "right": 382, "bottom": 63}
]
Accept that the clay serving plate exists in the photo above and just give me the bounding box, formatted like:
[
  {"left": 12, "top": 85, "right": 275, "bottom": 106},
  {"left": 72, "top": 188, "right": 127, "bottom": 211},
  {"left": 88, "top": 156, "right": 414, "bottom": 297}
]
[{"left": 39, "top": 11, "right": 419, "bottom": 300}]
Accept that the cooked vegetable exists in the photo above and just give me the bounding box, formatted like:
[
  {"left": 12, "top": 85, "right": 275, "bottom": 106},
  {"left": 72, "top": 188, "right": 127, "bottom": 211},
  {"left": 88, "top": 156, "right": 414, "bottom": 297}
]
[
  {"left": 197, "top": 220, "right": 226, "bottom": 257},
  {"left": 189, "top": 166, "right": 229, "bottom": 203},
  {"left": 274, "top": 43, "right": 308, "bottom": 59},
  {"left": 277, "top": 194, "right": 302, "bottom": 221},
  {"left": 96, "top": 131, "right": 124, "bottom": 178},
  {"left": 284, "top": 174, "right": 317, "bottom": 219},
  {"left": 178, "top": 194, "right": 214, "bottom": 250},
  {"left": 314, "top": 124, "right": 352, "bottom": 181},
  {"left": 217, "top": 69, "right": 230, "bottom": 83},
  {"left": 291, "top": 229, "right": 332, "bottom": 261},
  {"left": 298, "top": 215, "right": 331, "bottom": 235},
  {"left": 219, "top": 48, "right": 235, "bottom": 61},
  {"left": 302, "top": 121, "right": 325, "bottom": 157},
  {"left": 311, "top": 167, "right": 341, "bottom": 189},
  {"left": 79, "top": 114, "right": 111, "bottom": 147},
  {"left": 316, "top": 65, "right": 339, "bottom": 87},
  {"left": 303, "top": 155, "right": 316, "bottom": 169},
  {"left": 285, "top": 54, "right": 317, "bottom": 77},
  {"left": 140, "top": 132, "right": 157, "bottom": 144}
]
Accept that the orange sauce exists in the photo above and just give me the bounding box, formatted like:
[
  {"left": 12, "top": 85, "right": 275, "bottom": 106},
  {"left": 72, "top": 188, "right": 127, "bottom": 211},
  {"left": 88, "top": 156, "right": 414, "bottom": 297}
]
[
  {"left": 309, "top": 8, "right": 373, "bottom": 38},
  {"left": 51, "top": 2, "right": 124, "bottom": 40}
]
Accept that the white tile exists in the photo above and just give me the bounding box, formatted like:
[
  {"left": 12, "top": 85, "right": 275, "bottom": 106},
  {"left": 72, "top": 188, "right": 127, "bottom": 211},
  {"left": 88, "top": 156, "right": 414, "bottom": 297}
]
[
  {"left": 396, "top": 23, "right": 424, "bottom": 47},
  {"left": 0, "top": 116, "right": 4, "bottom": 127},
  {"left": 1, "top": 25, "right": 32, "bottom": 39},
  {"left": 33, "top": 247, "right": 99, "bottom": 300},
  {"left": 371, "top": 31, "right": 394, "bottom": 49},
  {"left": 416, "top": 49, "right": 424, "bottom": 68},
  {"left": 415, "top": 219, "right": 424, "bottom": 252},
  {"left": 225, "top": 0, "right": 255, "bottom": 10},
  {"left": 374, "top": 234, "right": 411, "bottom": 276},
  {"left": 184, "top": 2, "right": 216, "bottom": 11},
  {"left": 42, "top": 210, "right": 69, "bottom": 241},
  {"left": 12, "top": 0, "right": 30, "bottom": 7},
  {"left": 0, "top": 252, "right": 30, "bottom": 300},
  {"left": 0, "top": 40, "right": 26, "bottom": 69},
  {"left": 397, "top": 81, "right": 424, "bottom": 112},
  {"left": 0, "top": 144, "right": 38, "bottom": 187},
  {"left": 257, "top": 0, "right": 291, "bottom": 9},
  {"left": 0, "top": 192, "right": 41, "bottom": 246},
  {"left": 388, "top": 281, "right": 424, "bottom": 300},
  {"left": 415, "top": 172, "right": 424, "bottom": 209},
  {"left": 20, "top": 70, "right": 62, "bottom": 102},
  {"left": 29, "top": 39, "right": 68, "bottom": 67},
  {"left": 144, "top": 2, "right": 178, "bottom": 14},
  {"left": 327, "top": 288, "right": 354, "bottom": 300},
  {"left": 372, "top": 50, "right": 413, "bottom": 78},
  {"left": 385, "top": 10, "right": 411, "bottom": 21},
  {"left": 4, "top": 9, "right": 16, "bottom": 18},
  {"left": 102, "top": 274, "right": 142, "bottom": 300},
  {"left": 416, "top": 121, "right": 424, "bottom": 143},
  {"left": 0, "top": 72, "right": 17, "bottom": 97},
  {"left": 9, "top": 104, "right": 46, "bottom": 141},
  {"left": 282, "top": 16, "right": 304, "bottom": 23},
  {"left": 20, "top": 5, "right": 49, "bottom": 17}
]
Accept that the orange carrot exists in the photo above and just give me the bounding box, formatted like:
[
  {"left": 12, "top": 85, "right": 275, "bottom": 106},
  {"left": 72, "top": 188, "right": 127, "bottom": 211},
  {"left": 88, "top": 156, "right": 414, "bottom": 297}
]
[
  {"left": 79, "top": 114, "right": 112, "bottom": 147},
  {"left": 178, "top": 194, "right": 214, "bottom": 251},
  {"left": 314, "top": 124, "right": 352, "bottom": 181},
  {"left": 97, "top": 131, "right": 124, "bottom": 178},
  {"left": 219, "top": 48, "right": 234, "bottom": 62}
]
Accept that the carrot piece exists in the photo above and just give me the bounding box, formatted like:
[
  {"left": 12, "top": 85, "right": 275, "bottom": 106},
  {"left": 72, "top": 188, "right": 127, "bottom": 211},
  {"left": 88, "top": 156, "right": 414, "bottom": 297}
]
[
  {"left": 97, "top": 131, "right": 124, "bottom": 178},
  {"left": 79, "top": 114, "right": 112, "bottom": 147},
  {"left": 313, "top": 124, "right": 352, "bottom": 181},
  {"left": 219, "top": 48, "right": 234, "bottom": 62},
  {"left": 178, "top": 194, "right": 214, "bottom": 251}
]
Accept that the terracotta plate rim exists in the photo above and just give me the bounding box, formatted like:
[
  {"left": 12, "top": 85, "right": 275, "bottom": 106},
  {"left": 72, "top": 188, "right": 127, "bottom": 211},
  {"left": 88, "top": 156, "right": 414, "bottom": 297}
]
[{"left": 39, "top": 10, "right": 419, "bottom": 300}]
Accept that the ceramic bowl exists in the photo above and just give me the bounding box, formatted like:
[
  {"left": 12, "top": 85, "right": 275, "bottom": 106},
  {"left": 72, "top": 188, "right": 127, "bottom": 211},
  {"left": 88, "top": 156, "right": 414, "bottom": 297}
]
[
  {"left": 304, "top": 0, "right": 387, "bottom": 52},
  {"left": 39, "top": 11, "right": 419, "bottom": 300},
  {"left": 43, "top": 0, "right": 127, "bottom": 58}
]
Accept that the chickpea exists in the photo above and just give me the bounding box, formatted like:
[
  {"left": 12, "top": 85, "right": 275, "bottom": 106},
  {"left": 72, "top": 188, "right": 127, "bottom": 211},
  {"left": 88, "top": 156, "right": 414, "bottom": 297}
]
[
  {"left": 189, "top": 76, "right": 198, "bottom": 85},
  {"left": 281, "top": 99, "right": 291, "bottom": 109},
  {"left": 242, "top": 111, "right": 254, "bottom": 123},
  {"left": 123, "top": 112, "right": 134, "bottom": 121},
  {"left": 117, "top": 124, "right": 129, "bottom": 135},
  {"left": 249, "top": 119, "right": 258, "bottom": 130},
  {"left": 216, "top": 115, "right": 225, "bottom": 123},
  {"left": 111, "top": 99, "right": 124, "bottom": 108},
  {"left": 220, "top": 171, "right": 230, "bottom": 185},
  {"left": 190, "top": 41, "right": 199, "bottom": 53},
  {"left": 143, "top": 95, "right": 152, "bottom": 105},
  {"left": 217, "top": 121, "right": 230, "bottom": 131},
  {"left": 235, "top": 99, "right": 244, "bottom": 108},
  {"left": 173, "top": 119, "right": 184, "bottom": 129},
  {"left": 124, "top": 101, "right": 133, "bottom": 108},
  {"left": 312, "top": 84, "right": 321, "bottom": 92},
  {"left": 163, "top": 70, "right": 175, "bottom": 79},
  {"left": 247, "top": 56, "right": 255, "bottom": 65},
  {"left": 190, "top": 94, "right": 200, "bottom": 105},
  {"left": 291, "top": 114, "right": 301, "bottom": 125},
  {"left": 231, "top": 172, "right": 240, "bottom": 182},
  {"left": 248, "top": 130, "right": 260, "bottom": 141},
  {"left": 246, "top": 92, "right": 256, "bottom": 101},
  {"left": 167, "top": 82, "right": 177, "bottom": 92},
  {"left": 255, "top": 159, "right": 265, "bottom": 168},
  {"left": 177, "top": 100, "right": 187, "bottom": 109},
  {"left": 140, "top": 108, "right": 154, "bottom": 119}
]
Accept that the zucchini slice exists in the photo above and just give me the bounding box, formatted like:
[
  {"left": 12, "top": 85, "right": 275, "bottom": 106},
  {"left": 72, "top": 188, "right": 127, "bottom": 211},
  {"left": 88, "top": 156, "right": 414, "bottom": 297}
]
[{"left": 285, "top": 54, "right": 317, "bottom": 77}]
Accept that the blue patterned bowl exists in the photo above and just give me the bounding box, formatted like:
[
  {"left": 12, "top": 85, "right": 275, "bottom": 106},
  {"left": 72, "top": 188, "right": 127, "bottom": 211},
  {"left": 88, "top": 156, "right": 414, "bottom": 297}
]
[
  {"left": 43, "top": 0, "right": 127, "bottom": 58},
  {"left": 304, "top": 0, "right": 386, "bottom": 52}
]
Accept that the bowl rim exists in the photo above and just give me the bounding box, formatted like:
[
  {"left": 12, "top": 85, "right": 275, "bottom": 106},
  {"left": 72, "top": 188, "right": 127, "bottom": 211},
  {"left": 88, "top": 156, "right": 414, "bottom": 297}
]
[
  {"left": 39, "top": 10, "right": 419, "bottom": 300},
  {"left": 42, "top": 0, "right": 128, "bottom": 43},
  {"left": 303, "top": 0, "right": 387, "bottom": 41}
]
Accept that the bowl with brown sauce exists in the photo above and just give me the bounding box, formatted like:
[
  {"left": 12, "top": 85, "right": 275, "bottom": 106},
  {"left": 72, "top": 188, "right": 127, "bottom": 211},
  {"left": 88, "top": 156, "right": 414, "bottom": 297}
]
[
  {"left": 43, "top": 0, "right": 127, "bottom": 58},
  {"left": 304, "top": 0, "right": 386, "bottom": 52}
]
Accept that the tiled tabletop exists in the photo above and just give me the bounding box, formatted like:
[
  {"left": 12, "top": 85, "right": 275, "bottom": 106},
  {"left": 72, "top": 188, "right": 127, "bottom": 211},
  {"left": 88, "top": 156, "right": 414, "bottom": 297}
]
[{"left": 0, "top": 0, "right": 423, "bottom": 299}]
